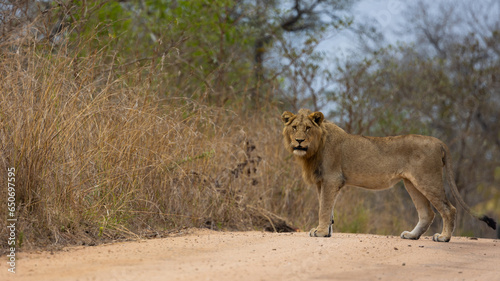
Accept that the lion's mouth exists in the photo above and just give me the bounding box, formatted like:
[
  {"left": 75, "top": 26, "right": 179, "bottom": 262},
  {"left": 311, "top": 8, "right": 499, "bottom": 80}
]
[{"left": 293, "top": 146, "right": 308, "bottom": 156}]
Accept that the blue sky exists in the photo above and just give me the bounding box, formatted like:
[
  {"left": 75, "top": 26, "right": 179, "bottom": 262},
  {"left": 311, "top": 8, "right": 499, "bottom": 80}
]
[
  {"left": 318, "top": 0, "right": 407, "bottom": 58},
  {"left": 319, "top": 0, "right": 500, "bottom": 57}
]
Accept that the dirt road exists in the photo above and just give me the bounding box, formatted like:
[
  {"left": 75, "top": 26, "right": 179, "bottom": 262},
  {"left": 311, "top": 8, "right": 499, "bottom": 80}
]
[{"left": 4, "top": 229, "right": 500, "bottom": 281}]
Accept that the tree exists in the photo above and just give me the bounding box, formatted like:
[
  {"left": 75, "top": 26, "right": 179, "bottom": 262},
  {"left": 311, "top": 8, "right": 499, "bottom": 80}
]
[{"left": 247, "top": 0, "right": 354, "bottom": 108}]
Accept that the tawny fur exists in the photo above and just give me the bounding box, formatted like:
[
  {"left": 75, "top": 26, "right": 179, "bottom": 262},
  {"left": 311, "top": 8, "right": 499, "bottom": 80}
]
[{"left": 282, "top": 109, "right": 496, "bottom": 242}]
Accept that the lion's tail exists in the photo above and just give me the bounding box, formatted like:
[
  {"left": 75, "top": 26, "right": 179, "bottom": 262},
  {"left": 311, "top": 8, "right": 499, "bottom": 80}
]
[{"left": 441, "top": 144, "right": 497, "bottom": 230}]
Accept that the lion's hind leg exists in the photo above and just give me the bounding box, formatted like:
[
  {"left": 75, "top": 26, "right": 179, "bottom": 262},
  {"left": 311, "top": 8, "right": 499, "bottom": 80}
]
[
  {"left": 401, "top": 179, "right": 435, "bottom": 240},
  {"left": 429, "top": 197, "right": 456, "bottom": 242},
  {"left": 409, "top": 176, "right": 457, "bottom": 242}
]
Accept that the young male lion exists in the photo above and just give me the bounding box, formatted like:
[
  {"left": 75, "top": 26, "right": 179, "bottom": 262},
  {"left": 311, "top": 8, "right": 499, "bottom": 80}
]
[{"left": 282, "top": 109, "right": 496, "bottom": 242}]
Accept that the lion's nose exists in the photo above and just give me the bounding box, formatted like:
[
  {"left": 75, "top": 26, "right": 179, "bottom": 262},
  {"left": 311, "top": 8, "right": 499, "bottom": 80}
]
[{"left": 295, "top": 138, "right": 305, "bottom": 144}]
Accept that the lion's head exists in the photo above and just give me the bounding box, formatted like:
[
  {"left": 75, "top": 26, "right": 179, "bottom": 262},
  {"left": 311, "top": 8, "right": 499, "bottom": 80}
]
[{"left": 282, "top": 109, "right": 325, "bottom": 158}]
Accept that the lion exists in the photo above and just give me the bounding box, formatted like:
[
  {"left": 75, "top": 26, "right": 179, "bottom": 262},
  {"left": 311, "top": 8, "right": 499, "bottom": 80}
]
[{"left": 282, "top": 109, "right": 496, "bottom": 242}]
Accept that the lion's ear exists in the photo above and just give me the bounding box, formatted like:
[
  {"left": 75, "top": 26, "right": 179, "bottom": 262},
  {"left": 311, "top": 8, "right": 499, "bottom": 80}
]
[
  {"left": 309, "top": 111, "right": 324, "bottom": 126},
  {"left": 281, "top": 111, "right": 295, "bottom": 124}
]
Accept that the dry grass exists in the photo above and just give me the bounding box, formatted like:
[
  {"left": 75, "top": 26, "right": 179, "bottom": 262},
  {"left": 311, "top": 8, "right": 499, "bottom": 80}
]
[{"left": 0, "top": 31, "right": 324, "bottom": 250}]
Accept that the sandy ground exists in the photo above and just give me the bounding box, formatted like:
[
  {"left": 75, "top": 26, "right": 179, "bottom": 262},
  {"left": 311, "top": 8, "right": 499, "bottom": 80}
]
[{"left": 3, "top": 229, "right": 500, "bottom": 281}]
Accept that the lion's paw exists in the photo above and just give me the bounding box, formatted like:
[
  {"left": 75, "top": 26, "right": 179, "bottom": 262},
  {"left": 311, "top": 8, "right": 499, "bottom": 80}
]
[
  {"left": 432, "top": 233, "right": 450, "bottom": 242},
  {"left": 400, "top": 231, "right": 420, "bottom": 240},
  {"left": 309, "top": 227, "right": 331, "bottom": 237}
]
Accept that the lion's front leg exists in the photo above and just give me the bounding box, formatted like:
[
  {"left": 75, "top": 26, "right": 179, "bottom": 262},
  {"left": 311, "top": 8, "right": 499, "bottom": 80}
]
[
  {"left": 310, "top": 179, "right": 343, "bottom": 238},
  {"left": 309, "top": 220, "right": 334, "bottom": 237}
]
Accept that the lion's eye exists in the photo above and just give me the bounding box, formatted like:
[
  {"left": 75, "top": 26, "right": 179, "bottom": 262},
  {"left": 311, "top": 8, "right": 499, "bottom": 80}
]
[
  {"left": 305, "top": 126, "right": 311, "bottom": 132},
  {"left": 292, "top": 126, "right": 297, "bottom": 131}
]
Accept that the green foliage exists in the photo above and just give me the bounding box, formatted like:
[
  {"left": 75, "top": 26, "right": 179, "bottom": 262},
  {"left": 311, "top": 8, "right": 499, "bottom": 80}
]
[
  {"left": 69, "top": 1, "right": 132, "bottom": 51},
  {"left": 62, "top": 0, "right": 259, "bottom": 106},
  {"left": 63, "top": 0, "right": 354, "bottom": 108}
]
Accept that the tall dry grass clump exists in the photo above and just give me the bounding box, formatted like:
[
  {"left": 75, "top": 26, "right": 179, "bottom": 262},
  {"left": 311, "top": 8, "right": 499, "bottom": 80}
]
[{"left": 0, "top": 29, "right": 325, "bottom": 249}]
